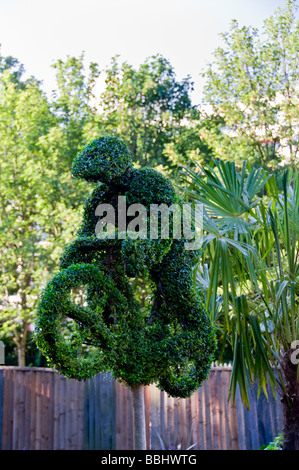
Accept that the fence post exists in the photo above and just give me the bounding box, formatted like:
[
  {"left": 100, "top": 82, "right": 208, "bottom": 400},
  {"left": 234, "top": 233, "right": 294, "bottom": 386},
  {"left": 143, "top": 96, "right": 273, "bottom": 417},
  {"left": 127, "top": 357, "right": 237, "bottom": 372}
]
[{"left": 0, "top": 342, "right": 4, "bottom": 365}]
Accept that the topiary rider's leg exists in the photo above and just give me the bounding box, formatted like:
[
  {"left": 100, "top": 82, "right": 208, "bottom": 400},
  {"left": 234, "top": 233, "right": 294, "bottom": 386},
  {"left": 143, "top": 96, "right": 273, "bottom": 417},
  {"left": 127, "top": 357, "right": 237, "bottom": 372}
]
[{"left": 150, "top": 240, "right": 217, "bottom": 398}]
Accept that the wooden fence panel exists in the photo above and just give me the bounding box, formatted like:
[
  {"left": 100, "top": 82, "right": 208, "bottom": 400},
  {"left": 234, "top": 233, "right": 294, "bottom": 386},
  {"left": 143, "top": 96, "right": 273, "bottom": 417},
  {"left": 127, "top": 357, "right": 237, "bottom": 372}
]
[
  {"left": 83, "top": 373, "right": 116, "bottom": 450},
  {"left": 115, "top": 380, "right": 134, "bottom": 450},
  {"left": 235, "top": 381, "right": 283, "bottom": 450},
  {"left": 0, "top": 368, "right": 85, "bottom": 450},
  {"left": 0, "top": 366, "right": 283, "bottom": 450}
]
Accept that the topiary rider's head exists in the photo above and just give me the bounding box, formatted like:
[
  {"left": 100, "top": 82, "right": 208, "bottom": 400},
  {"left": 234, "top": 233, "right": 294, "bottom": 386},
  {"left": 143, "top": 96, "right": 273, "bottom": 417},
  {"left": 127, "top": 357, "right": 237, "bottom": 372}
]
[{"left": 72, "top": 136, "right": 132, "bottom": 184}]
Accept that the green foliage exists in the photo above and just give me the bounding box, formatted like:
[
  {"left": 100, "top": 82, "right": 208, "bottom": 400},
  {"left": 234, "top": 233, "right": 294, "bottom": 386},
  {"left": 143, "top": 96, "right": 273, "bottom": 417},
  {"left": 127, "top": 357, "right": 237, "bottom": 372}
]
[
  {"left": 98, "top": 55, "right": 202, "bottom": 171},
  {"left": 0, "top": 48, "right": 209, "bottom": 368},
  {"left": 0, "top": 46, "right": 212, "bottom": 366},
  {"left": 262, "top": 434, "right": 283, "bottom": 450},
  {"left": 201, "top": 0, "right": 299, "bottom": 169},
  {"left": 0, "top": 49, "right": 98, "bottom": 365},
  {"left": 162, "top": 120, "right": 214, "bottom": 172},
  {"left": 181, "top": 159, "right": 299, "bottom": 408},
  {"left": 72, "top": 136, "right": 132, "bottom": 183},
  {"left": 51, "top": 52, "right": 101, "bottom": 165},
  {"left": 0, "top": 62, "right": 60, "bottom": 364},
  {"left": 35, "top": 136, "right": 216, "bottom": 398}
]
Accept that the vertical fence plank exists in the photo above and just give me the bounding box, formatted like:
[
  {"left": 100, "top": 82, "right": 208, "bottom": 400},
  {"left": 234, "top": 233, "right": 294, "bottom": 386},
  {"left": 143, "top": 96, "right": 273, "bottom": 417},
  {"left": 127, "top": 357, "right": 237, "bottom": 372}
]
[
  {"left": 12, "top": 369, "right": 18, "bottom": 449},
  {"left": 235, "top": 386, "right": 246, "bottom": 450},
  {"left": 100, "top": 375, "right": 107, "bottom": 449},
  {"left": 173, "top": 398, "right": 180, "bottom": 447},
  {"left": 89, "top": 377, "right": 96, "bottom": 449},
  {"left": 126, "top": 386, "right": 133, "bottom": 450},
  {"left": 23, "top": 369, "right": 32, "bottom": 450},
  {"left": 69, "top": 378, "right": 77, "bottom": 450},
  {"left": 197, "top": 386, "right": 205, "bottom": 450},
  {"left": 42, "top": 370, "right": 50, "bottom": 449},
  {"left": 71, "top": 378, "right": 82, "bottom": 450},
  {"left": 29, "top": 370, "right": 36, "bottom": 449},
  {"left": 205, "top": 370, "right": 214, "bottom": 449},
  {"left": 144, "top": 386, "right": 151, "bottom": 450},
  {"left": 148, "top": 385, "right": 161, "bottom": 450},
  {"left": 160, "top": 390, "right": 165, "bottom": 442},
  {"left": 94, "top": 375, "right": 100, "bottom": 450},
  {"left": 78, "top": 380, "right": 85, "bottom": 450},
  {"left": 202, "top": 377, "right": 211, "bottom": 449},
  {"left": 166, "top": 395, "right": 174, "bottom": 448},
  {"left": 65, "top": 378, "right": 72, "bottom": 450},
  {"left": 211, "top": 370, "right": 221, "bottom": 449},
  {"left": 229, "top": 401, "right": 239, "bottom": 450},
  {"left": 83, "top": 378, "right": 89, "bottom": 450},
  {"left": 118, "top": 381, "right": 127, "bottom": 450},
  {"left": 2, "top": 369, "right": 11, "bottom": 449},
  {"left": 35, "top": 369, "right": 43, "bottom": 450},
  {"left": 53, "top": 371, "right": 60, "bottom": 450},
  {"left": 248, "top": 386, "right": 260, "bottom": 449},
  {"left": 48, "top": 371, "right": 55, "bottom": 450},
  {"left": 221, "top": 369, "right": 239, "bottom": 450},
  {"left": 190, "top": 391, "right": 199, "bottom": 450},
  {"left": 115, "top": 380, "right": 122, "bottom": 450},
  {"left": 115, "top": 380, "right": 134, "bottom": 450},
  {"left": 15, "top": 369, "right": 26, "bottom": 449},
  {"left": 218, "top": 368, "right": 230, "bottom": 450},
  {"left": 180, "top": 398, "right": 187, "bottom": 448}
]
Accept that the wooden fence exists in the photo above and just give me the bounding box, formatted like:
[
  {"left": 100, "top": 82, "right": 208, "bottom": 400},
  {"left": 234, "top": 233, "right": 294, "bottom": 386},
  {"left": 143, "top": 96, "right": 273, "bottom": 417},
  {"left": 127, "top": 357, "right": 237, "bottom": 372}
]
[{"left": 0, "top": 366, "right": 283, "bottom": 450}]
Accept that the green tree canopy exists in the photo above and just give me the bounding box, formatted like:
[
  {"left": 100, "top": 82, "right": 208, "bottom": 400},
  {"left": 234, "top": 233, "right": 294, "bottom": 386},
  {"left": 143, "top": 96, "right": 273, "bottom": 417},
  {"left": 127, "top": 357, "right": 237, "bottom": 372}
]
[
  {"left": 51, "top": 52, "right": 101, "bottom": 167},
  {"left": 201, "top": 0, "right": 299, "bottom": 170},
  {"left": 98, "top": 54, "right": 202, "bottom": 171},
  {"left": 0, "top": 48, "right": 212, "bottom": 366},
  {"left": 0, "top": 51, "right": 100, "bottom": 365},
  {"left": 0, "top": 65, "right": 59, "bottom": 364}
]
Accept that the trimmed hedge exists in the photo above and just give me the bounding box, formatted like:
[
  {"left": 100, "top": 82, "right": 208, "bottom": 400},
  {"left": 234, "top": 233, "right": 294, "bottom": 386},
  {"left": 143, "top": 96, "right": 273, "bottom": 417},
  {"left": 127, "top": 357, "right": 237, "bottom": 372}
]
[{"left": 35, "top": 136, "right": 216, "bottom": 398}]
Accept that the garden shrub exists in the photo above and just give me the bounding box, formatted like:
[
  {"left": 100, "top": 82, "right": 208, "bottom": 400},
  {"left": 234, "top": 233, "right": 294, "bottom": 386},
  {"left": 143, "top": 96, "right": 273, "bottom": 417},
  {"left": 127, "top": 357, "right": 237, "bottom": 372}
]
[{"left": 35, "top": 136, "right": 216, "bottom": 398}]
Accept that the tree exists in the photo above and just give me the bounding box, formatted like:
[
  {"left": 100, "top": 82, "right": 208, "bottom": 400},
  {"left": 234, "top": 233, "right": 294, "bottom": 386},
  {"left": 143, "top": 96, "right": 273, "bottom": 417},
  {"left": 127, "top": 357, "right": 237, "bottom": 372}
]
[
  {"left": 98, "top": 55, "right": 200, "bottom": 171},
  {"left": 0, "top": 52, "right": 94, "bottom": 365},
  {"left": 0, "top": 64, "right": 57, "bottom": 365},
  {"left": 34, "top": 136, "right": 216, "bottom": 450},
  {"left": 0, "top": 45, "right": 24, "bottom": 85},
  {"left": 201, "top": 0, "right": 299, "bottom": 170},
  {"left": 180, "top": 159, "right": 299, "bottom": 450},
  {"left": 51, "top": 52, "right": 101, "bottom": 168},
  {"left": 162, "top": 116, "right": 214, "bottom": 176}
]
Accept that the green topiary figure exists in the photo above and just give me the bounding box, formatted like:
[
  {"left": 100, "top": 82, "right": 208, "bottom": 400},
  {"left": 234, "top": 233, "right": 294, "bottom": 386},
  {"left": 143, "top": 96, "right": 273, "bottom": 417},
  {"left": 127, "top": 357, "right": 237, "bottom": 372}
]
[{"left": 35, "top": 136, "right": 216, "bottom": 450}]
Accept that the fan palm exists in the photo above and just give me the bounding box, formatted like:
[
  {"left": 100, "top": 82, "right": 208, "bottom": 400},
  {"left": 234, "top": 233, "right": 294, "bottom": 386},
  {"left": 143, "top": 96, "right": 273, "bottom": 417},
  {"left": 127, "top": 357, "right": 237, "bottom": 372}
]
[{"left": 180, "top": 160, "right": 299, "bottom": 450}]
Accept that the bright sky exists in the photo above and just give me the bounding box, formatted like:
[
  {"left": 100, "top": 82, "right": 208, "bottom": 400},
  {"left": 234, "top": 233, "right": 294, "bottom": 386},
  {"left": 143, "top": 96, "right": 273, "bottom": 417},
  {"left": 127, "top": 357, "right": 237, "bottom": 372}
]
[{"left": 0, "top": 0, "right": 297, "bottom": 104}]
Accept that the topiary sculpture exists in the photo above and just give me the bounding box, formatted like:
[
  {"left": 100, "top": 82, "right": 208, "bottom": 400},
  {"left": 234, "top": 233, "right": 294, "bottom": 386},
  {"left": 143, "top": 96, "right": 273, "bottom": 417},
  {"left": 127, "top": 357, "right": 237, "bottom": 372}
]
[{"left": 35, "top": 136, "right": 216, "bottom": 450}]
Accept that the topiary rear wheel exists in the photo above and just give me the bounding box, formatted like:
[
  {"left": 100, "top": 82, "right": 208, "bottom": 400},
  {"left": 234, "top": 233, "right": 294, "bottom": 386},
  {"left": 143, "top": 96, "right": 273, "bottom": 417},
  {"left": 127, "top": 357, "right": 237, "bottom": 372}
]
[{"left": 35, "top": 263, "right": 126, "bottom": 380}]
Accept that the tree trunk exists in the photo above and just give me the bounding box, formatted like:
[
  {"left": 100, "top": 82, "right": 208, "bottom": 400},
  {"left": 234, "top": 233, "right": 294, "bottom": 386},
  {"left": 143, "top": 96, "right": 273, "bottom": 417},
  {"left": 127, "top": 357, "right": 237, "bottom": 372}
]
[
  {"left": 17, "top": 343, "right": 26, "bottom": 367},
  {"left": 131, "top": 385, "right": 147, "bottom": 450},
  {"left": 281, "top": 350, "right": 299, "bottom": 450},
  {"left": 14, "top": 324, "right": 28, "bottom": 367}
]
